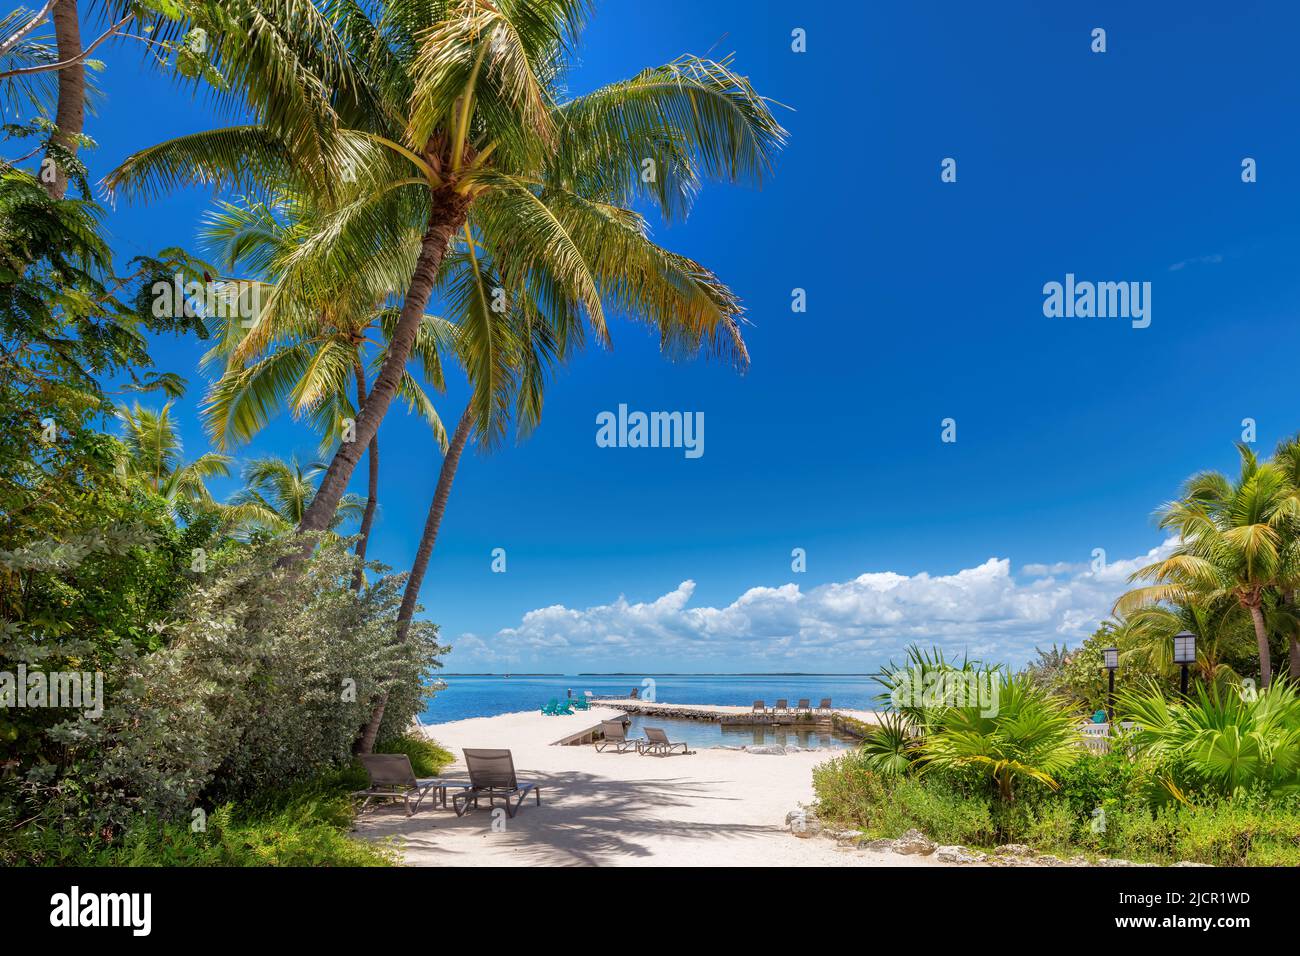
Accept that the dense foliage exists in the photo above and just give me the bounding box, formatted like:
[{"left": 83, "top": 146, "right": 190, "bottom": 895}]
[{"left": 1, "top": 158, "right": 448, "bottom": 863}]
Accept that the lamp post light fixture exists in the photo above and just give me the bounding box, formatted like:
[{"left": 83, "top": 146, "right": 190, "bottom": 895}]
[
  {"left": 1103, "top": 647, "right": 1119, "bottom": 723},
  {"left": 1173, "top": 631, "right": 1197, "bottom": 698}
]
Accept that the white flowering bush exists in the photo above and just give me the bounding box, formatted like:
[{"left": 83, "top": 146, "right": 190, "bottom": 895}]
[{"left": 54, "top": 535, "right": 445, "bottom": 825}]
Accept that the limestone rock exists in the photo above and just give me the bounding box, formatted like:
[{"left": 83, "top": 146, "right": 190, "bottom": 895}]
[
  {"left": 935, "top": 844, "right": 986, "bottom": 864},
  {"left": 785, "top": 808, "right": 821, "bottom": 837},
  {"left": 893, "top": 828, "right": 936, "bottom": 855},
  {"left": 993, "top": 843, "right": 1034, "bottom": 857},
  {"left": 860, "top": 838, "right": 897, "bottom": 852}
]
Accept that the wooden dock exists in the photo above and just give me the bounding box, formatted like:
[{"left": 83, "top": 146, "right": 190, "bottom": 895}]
[{"left": 590, "top": 700, "right": 878, "bottom": 737}]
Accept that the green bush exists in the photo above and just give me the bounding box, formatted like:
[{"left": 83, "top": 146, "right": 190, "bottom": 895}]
[
  {"left": 1119, "top": 681, "right": 1300, "bottom": 800},
  {"left": 813, "top": 753, "right": 994, "bottom": 846},
  {"left": 30, "top": 535, "right": 447, "bottom": 829},
  {"left": 375, "top": 734, "right": 454, "bottom": 779},
  {"left": 1, "top": 767, "right": 397, "bottom": 866}
]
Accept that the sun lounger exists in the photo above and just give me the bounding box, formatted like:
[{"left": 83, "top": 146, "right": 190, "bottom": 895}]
[
  {"left": 796, "top": 698, "right": 811, "bottom": 715},
  {"left": 595, "top": 719, "right": 644, "bottom": 753},
  {"left": 451, "top": 749, "right": 541, "bottom": 818},
  {"left": 353, "top": 754, "right": 448, "bottom": 816},
  {"left": 640, "top": 726, "right": 690, "bottom": 756},
  {"left": 773, "top": 698, "right": 789, "bottom": 716},
  {"left": 818, "top": 697, "right": 832, "bottom": 714},
  {"left": 752, "top": 700, "right": 768, "bottom": 716}
]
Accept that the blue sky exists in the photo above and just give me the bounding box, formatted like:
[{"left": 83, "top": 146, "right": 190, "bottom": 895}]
[{"left": 72, "top": 0, "right": 1300, "bottom": 672}]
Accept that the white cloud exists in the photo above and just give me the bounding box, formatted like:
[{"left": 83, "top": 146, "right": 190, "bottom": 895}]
[
  {"left": 1169, "top": 253, "right": 1224, "bottom": 271},
  {"left": 451, "top": 539, "right": 1178, "bottom": 671}
]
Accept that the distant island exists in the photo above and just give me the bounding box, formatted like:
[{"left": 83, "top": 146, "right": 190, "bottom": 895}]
[{"left": 438, "top": 672, "right": 875, "bottom": 677}]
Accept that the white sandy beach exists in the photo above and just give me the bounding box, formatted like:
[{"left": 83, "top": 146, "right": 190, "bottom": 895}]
[{"left": 354, "top": 705, "right": 939, "bottom": 867}]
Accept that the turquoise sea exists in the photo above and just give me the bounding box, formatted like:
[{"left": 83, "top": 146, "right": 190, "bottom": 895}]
[{"left": 420, "top": 674, "right": 879, "bottom": 749}]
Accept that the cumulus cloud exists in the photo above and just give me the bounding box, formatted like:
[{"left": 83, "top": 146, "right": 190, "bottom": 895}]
[{"left": 452, "top": 539, "right": 1178, "bottom": 671}]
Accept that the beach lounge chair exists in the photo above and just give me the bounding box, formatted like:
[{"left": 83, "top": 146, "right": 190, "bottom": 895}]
[
  {"left": 595, "top": 719, "right": 644, "bottom": 753},
  {"left": 796, "top": 698, "right": 811, "bottom": 716},
  {"left": 818, "top": 698, "right": 832, "bottom": 714},
  {"left": 353, "top": 754, "right": 448, "bottom": 816},
  {"left": 751, "top": 700, "right": 768, "bottom": 717},
  {"left": 452, "top": 749, "right": 541, "bottom": 818},
  {"left": 773, "top": 698, "right": 789, "bottom": 717},
  {"left": 640, "top": 726, "right": 690, "bottom": 756}
]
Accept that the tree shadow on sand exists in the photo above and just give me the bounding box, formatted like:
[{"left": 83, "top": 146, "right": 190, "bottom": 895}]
[{"left": 353, "top": 768, "right": 788, "bottom": 866}]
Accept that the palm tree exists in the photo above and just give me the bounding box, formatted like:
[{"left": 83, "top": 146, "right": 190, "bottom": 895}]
[
  {"left": 918, "top": 674, "right": 1081, "bottom": 803},
  {"left": 198, "top": 192, "right": 450, "bottom": 584},
  {"left": 105, "top": 0, "right": 785, "bottom": 544},
  {"left": 225, "top": 454, "right": 365, "bottom": 537},
  {"left": 1119, "top": 680, "right": 1300, "bottom": 799},
  {"left": 1116, "top": 601, "right": 1248, "bottom": 689},
  {"left": 115, "top": 401, "right": 232, "bottom": 513},
  {"left": 1270, "top": 433, "right": 1300, "bottom": 680},
  {"left": 1118, "top": 444, "right": 1300, "bottom": 689}
]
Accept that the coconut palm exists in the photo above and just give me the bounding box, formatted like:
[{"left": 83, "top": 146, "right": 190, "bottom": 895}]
[
  {"left": 1116, "top": 600, "right": 1249, "bottom": 689},
  {"left": 198, "top": 191, "right": 451, "bottom": 583},
  {"left": 225, "top": 454, "right": 365, "bottom": 538},
  {"left": 115, "top": 401, "right": 232, "bottom": 513},
  {"left": 105, "top": 0, "right": 785, "bottom": 543},
  {"left": 1270, "top": 433, "right": 1300, "bottom": 680},
  {"left": 1117, "top": 444, "right": 1300, "bottom": 689}
]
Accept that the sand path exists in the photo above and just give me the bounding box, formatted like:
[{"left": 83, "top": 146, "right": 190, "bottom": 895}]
[{"left": 353, "top": 706, "right": 936, "bottom": 867}]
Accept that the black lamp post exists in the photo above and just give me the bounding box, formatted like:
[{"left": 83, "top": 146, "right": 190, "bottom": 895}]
[
  {"left": 1103, "top": 646, "right": 1119, "bottom": 723},
  {"left": 1173, "top": 631, "right": 1197, "bottom": 698}
]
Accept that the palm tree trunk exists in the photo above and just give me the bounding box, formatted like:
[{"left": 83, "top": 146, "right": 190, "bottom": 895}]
[
  {"left": 1248, "top": 600, "right": 1273, "bottom": 690},
  {"left": 355, "top": 404, "right": 474, "bottom": 755},
  {"left": 46, "top": 0, "right": 85, "bottom": 200},
  {"left": 351, "top": 361, "right": 379, "bottom": 592},
  {"left": 1286, "top": 590, "right": 1300, "bottom": 683},
  {"left": 296, "top": 188, "right": 470, "bottom": 541}
]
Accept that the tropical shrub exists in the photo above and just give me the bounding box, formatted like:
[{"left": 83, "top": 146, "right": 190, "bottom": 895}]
[
  {"left": 1118, "top": 681, "right": 1300, "bottom": 800},
  {"left": 918, "top": 675, "right": 1081, "bottom": 802},
  {"left": 28, "top": 535, "right": 446, "bottom": 829},
  {"left": 811, "top": 753, "right": 995, "bottom": 846}
]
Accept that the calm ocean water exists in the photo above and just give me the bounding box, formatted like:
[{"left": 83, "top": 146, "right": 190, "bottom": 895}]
[{"left": 420, "top": 674, "right": 879, "bottom": 723}]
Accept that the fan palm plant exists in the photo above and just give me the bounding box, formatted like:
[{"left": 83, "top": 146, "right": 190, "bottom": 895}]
[
  {"left": 859, "top": 713, "right": 920, "bottom": 777},
  {"left": 105, "top": 0, "right": 785, "bottom": 544},
  {"left": 1117, "top": 444, "right": 1300, "bottom": 689},
  {"left": 872, "top": 645, "right": 998, "bottom": 734},
  {"left": 115, "top": 401, "right": 232, "bottom": 513},
  {"left": 918, "top": 674, "right": 1082, "bottom": 803},
  {"left": 1119, "top": 680, "right": 1300, "bottom": 799}
]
